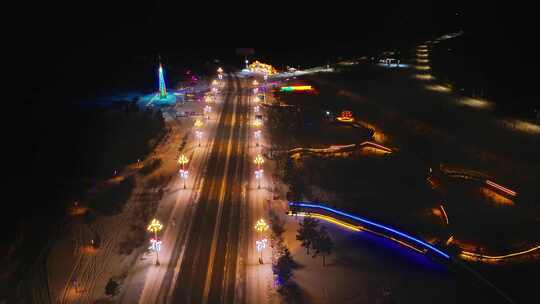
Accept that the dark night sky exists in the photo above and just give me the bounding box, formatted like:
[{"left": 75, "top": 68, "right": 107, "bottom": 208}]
[{"left": 9, "top": 2, "right": 534, "bottom": 101}]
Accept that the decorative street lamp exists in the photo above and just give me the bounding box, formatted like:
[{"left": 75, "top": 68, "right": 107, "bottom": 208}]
[
  {"left": 195, "top": 130, "right": 203, "bottom": 147},
  {"left": 256, "top": 238, "right": 267, "bottom": 263},
  {"left": 147, "top": 219, "right": 163, "bottom": 265},
  {"left": 252, "top": 80, "right": 259, "bottom": 87},
  {"left": 254, "top": 130, "right": 261, "bottom": 147},
  {"left": 204, "top": 105, "right": 212, "bottom": 120},
  {"left": 178, "top": 154, "right": 189, "bottom": 170},
  {"left": 179, "top": 169, "right": 188, "bottom": 189},
  {"left": 194, "top": 119, "right": 204, "bottom": 129},
  {"left": 254, "top": 154, "right": 264, "bottom": 170},
  {"left": 212, "top": 79, "right": 218, "bottom": 86},
  {"left": 255, "top": 169, "right": 263, "bottom": 189},
  {"left": 217, "top": 67, "right": 223, "bottom": 74},
  {"left": 149, "top": 238, "right": 162, "bottom": 264},
  {"left": 254, "top": 105, "right": 260, "bottom": 113},
  {"left": 254, "top": 218, "right": 269, "bottom": 233},
  {"left": 253, "top": 119, "right": 262, "bottom": 128}
]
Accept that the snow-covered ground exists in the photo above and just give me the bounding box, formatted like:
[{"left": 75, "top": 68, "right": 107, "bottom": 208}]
[{"left": 46, "top": 80, "right": 226, "bottom": 304}]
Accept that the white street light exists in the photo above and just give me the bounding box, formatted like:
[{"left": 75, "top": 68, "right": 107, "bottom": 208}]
[
  {"left": 204, "top": 105, "right": 212, "bottom": 120},
  {"left": 254, "top": 130, "right": 261, "bottom": 147},
  {"left": 255, "top": 169, "right": 263, "bottom": 189},
  {"left": 179, "top": 169, "right": 188, "bottom": 189},
  {"left": 195, "top": 130, "right": 203, "bottom": 147},
  {"left": 256, "top": 238, "right": 267, "bottom": 263}
]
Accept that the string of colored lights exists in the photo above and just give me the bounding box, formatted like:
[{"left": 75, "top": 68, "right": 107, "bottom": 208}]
[
  {"left": 287, "top": 211, "right": 362, "bottom": 232},
  {"left": 461, "top": 244, "right": 540, "bottom": 260},
  {"left": 280, "top": 85, "right": 313, "bottom": 92},
  {"left": 289, "top": 202, "right": 450, "bottom": 259}
]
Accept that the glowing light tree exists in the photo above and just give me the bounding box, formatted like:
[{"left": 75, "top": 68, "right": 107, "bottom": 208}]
[
  {"left": 147, "top": 219, "right": 163, "bottom": 265},
  {"left": 158, "top": 63, "right": 167, "bottom": 99},
  {"left": 194, "top": 119, "right": 204, "bottom": 147},
  {"left": 254, "top": 219, "right": 269, "bottom": 234},
  {"left": 178, "top": 154, "right": 189, "bottom": 170},
  {"left": 254, "top": 154, "right": 264, "bottom": 170},
  {"left": 254, "top": 219, "right": 269, "bottom": 263}
]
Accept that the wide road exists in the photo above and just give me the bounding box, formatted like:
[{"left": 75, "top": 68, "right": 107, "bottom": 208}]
[{"left": 169, "top": 73, "right": 250, "bottom": 303}]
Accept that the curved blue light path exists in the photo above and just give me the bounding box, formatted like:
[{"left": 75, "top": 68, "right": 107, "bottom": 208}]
[{"left": 289, "top": 202, "right": 450, "bottom": 259}]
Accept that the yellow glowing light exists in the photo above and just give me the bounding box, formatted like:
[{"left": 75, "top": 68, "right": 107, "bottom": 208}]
[
  {"left": 502, "top": 119, "right": 540, "bottom": 134},
  {"left": 416, "top": 58, "right": 429, "bottom": 64},
  {"left": 416, "top": 48, "right": 428, "bottom": 53},
  {"left": 217, "top": 67, "right": 223, "bottom": 73},
  {"left": 446, "top": 236, "right": 454, "bottom": 245},
  {"left": 254, "top": 154, "right": 264, "bottom": 167},
  {"left": 415, "top": 65, "right": 431, "bottom": 70},
  {"left": 253, "top": 119, "right": 263, "bottom": 127},
  {"left": 425, "top": 84, "right": 451, "bottom": 92},
  {"left": 417, "top": 53, "right": 428, "bottom": 58},
  {"left": 289, "top": 212, "right": 362, "bottom": 232},
  {"left": 147, "top": 219, "right": 163, "bottom": 233},
  {"left": 194, "top": 119, "right": 204, "bottom": 128},
  {"left": 480, "top": 187, "right": 514, "bottom": 206},
  {"left": 254, "top": 219, "right": 269, "bottom": 233},
  {"left": 252, "top": 80, "right": 259, "bottom": 86},
  {"left": 212, "top": 80, "right": 218, "bottom": 86},
  {"left": 248, "top": 60, "right": 277, "bottom": 75},
  {"left": 458, "top": 97, "right": 493, "bottom": 110},
  {"left": 336, "top": 116, "right": 354, "bottom": 122},
  {"left": 360, "top": 225, "right": 425, "bottom": 254},
  {"left": 418, "top": 44, "right": 428, "bottom": 49},
  {"left": 461, "top": 244, "right": 540, "bottom": 260},
  {"left": 178, "top": 154, "right": 189, "bottom": 166},
  {"left": 414, "top": 74, "right": 434, "bottom": 80}
]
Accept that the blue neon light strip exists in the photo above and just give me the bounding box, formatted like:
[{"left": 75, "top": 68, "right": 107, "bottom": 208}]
[{"left": 290, "top": 202, "right": 450, "bottom": 259}]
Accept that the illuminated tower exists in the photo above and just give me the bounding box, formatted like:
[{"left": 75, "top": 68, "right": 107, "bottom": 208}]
[{"left": 158, "top": 62, "right": 167, "bottom": 99}]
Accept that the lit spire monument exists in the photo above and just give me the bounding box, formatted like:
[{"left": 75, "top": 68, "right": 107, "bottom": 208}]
[{"left": 158, "top": 62, "right": 167, "bottom": 99}]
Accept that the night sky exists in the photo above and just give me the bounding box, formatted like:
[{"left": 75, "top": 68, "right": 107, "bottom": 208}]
[{"left": 9, "top": 2, "right": 534, "bottom": 101}]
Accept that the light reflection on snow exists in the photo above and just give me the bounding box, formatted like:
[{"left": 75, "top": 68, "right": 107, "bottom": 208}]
[
  {"left": 501, "top": 119, "right": 540, "bottom": 135},
  {"left": 457, "top": 97, "right": 493, "bottom": 110}
]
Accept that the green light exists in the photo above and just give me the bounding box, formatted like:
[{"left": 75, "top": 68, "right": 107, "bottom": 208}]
[{"left": 280, "top": 87, "right": 294, "bottom": 92}]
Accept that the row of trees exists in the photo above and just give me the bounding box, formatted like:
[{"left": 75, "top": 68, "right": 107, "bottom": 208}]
[
  {"left": 296, "top": 217, "right": 334, "bottom": 266},
  {"left": 269, "top": 211, "right": 297, "bottom": 299}
]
